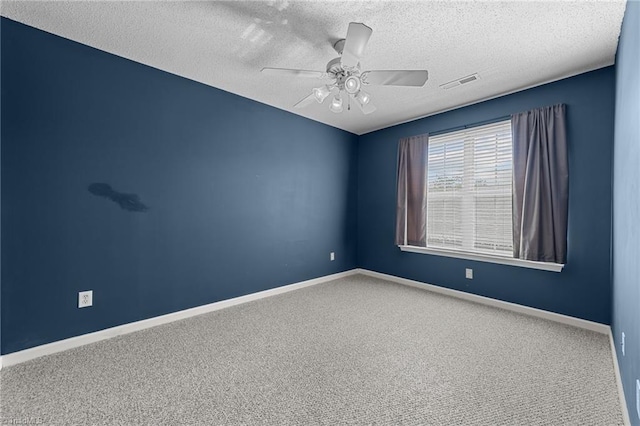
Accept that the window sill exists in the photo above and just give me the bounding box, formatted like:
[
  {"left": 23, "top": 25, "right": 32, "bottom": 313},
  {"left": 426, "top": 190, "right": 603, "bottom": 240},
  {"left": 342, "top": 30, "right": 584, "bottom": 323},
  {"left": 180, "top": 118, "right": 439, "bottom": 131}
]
[{"left": 398, "top": 245, "right": 564, "bottom": 272}]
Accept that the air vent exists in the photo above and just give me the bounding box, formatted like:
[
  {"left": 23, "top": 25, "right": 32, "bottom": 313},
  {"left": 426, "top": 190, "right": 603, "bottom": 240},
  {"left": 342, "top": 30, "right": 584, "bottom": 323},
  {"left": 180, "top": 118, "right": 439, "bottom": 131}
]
[{"left": 440, "top": 73, "right": 480, "bottom": 90}]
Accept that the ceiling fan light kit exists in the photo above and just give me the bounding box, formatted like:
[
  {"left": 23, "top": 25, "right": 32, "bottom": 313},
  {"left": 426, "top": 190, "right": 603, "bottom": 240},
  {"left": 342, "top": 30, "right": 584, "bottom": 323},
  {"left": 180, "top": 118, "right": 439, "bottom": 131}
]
[
  {"left": 313, "top": 85, "right": 332, "bottom": 103},
  {"left": 344, "top": 75, "right": 361, "bottom": 94},
  {"left": 262, "top": 22, "right": 429, "bottom": 115},
  {"left": 329, "top": 95, "right": 344, "bottom": 113},
  {"left": 356, "top": 90, "right": 371, "bottom": 107}
]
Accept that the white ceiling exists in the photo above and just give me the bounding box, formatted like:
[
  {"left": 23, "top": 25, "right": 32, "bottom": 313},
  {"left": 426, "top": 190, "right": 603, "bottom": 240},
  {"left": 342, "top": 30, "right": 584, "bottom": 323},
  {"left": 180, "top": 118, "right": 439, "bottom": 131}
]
[{"left": 1, "top": 1, "right": 627, "bottom": 135}]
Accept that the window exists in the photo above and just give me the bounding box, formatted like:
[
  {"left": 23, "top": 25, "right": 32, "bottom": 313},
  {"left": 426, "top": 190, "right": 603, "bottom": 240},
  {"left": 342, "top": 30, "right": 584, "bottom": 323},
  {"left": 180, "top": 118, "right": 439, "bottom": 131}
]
[
  {"left": 426, "top": 120, "right": 513, "bottom": 257},
  {"left": 396, "top": 107, "right": 566, "bottom": 272}
]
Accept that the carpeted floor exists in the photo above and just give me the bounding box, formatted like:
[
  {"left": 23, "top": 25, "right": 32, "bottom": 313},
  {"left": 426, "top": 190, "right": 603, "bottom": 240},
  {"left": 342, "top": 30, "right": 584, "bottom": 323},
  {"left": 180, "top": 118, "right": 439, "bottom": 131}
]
[{"left": 0, "top": 275, "right": 624, "bottom": 425}]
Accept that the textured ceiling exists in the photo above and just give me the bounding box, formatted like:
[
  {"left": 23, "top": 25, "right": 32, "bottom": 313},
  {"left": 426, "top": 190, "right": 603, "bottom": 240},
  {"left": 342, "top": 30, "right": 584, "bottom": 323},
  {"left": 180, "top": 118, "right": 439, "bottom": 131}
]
[{"left": 1, "top": 1, "right": 627, "bottom": 135}]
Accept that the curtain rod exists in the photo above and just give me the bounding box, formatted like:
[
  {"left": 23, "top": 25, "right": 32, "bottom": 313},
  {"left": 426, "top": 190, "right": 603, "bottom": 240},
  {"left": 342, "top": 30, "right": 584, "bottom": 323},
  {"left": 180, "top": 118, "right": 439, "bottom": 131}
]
[{"left": 428, "top": 115, "right": 511, "bottom": 138}]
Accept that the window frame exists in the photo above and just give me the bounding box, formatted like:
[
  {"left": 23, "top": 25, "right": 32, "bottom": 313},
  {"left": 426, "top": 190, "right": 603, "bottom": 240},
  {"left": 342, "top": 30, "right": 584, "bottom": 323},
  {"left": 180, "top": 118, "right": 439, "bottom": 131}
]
[
  {"left": 399, "top": 120, "right": 564, "bottom": 273},
  {"left": 398, "top": 244, "right": 563, "bottom": 272}
]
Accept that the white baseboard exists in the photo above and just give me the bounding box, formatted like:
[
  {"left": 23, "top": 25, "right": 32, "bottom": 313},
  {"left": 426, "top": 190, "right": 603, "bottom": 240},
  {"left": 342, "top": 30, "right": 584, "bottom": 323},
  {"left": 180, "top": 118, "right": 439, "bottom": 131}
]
[
  {"left": 609, "top": 329, "right": 632, "bottom": 426},
  {"left": 355, "top": 268, "right": 609, "bottom": 334},
  {"left": 0, "top": 268, "right": 613, "bottom": 369},
  {"left": 0, "top": 269, "right": 358, "bottom": 369}
]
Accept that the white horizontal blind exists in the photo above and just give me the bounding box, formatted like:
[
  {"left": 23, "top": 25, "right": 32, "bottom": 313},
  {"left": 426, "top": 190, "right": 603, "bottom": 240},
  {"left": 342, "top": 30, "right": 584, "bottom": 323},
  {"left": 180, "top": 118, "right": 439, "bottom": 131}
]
[{"left": 426, "top": 120, "right": 513, "bottom": 256}]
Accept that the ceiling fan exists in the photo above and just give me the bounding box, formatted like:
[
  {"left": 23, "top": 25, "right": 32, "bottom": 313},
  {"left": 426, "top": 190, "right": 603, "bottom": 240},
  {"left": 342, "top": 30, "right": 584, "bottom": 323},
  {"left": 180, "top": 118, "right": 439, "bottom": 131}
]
[{"left": 261, "top": 22, "right": 428, "bottom": 115}]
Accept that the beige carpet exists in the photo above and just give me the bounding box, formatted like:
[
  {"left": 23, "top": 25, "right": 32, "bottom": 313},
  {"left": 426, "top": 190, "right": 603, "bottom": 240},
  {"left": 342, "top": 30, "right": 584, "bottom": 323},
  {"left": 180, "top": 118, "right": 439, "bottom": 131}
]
[{"left": 0, "top": 275, "right": 624, "bottom": 425}]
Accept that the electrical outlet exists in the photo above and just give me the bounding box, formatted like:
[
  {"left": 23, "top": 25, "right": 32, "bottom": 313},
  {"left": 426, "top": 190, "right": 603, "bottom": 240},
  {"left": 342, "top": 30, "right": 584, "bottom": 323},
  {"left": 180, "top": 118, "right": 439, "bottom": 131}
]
[
  {"left": 330, "top": 252, "right": 335, "bottom": 261},
  {"left": 78, "top": 290, "right": 93, "bottom": 308},
  {"left": 622, "top": 332, "right": 625, "bottom": 356},
  {"left": 465, "top": 268, "right": 473, "bottom": 279}
]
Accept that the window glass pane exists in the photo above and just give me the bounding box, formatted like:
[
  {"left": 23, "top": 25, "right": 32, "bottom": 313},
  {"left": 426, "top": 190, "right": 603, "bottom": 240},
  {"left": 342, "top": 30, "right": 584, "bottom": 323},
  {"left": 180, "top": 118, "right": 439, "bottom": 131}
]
[{"left": 426, "top": 120, "right": 513, "bottom": 256}]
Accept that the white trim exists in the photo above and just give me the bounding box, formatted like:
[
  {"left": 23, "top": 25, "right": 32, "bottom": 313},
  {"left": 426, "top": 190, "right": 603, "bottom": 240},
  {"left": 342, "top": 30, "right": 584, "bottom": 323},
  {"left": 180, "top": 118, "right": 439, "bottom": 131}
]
[
  {"left": 399, "top": 245, "right": 564, "bottom": 272},
  {"left": 0, "top": 270, "right": 358, "bottom": 369},
  {"left": 355, "top": 269, "right": 607, "bottom": 334},
  {"left": 609, "top": 328, "right": 632, "bottom": 426}
]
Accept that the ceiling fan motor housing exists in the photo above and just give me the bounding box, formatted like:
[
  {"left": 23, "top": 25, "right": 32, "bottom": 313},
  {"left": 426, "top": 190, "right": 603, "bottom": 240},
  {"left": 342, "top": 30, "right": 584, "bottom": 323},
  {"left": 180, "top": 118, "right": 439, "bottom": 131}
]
[
  {"left": 326, "top": 57, "right": 362, "bottom": 93},
  {"left": 326, "top": 57, "right": 344, "bottom": 75}
]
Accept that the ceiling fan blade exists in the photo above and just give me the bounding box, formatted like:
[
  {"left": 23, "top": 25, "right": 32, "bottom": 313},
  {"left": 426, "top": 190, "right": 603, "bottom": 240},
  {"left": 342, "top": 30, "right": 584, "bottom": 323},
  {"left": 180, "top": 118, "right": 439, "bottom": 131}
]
[
  {"left": 352, "top": 98, "right": 377, "bottom": 115},
  {"left": 293, "top": 92, "right": 317, "bottom": 109},
  {"left": 362, "top": 70, "right": 429, "bottom": 87},
  {"left": 340, "top": 22, "right": 373, "bottom": 69},
  {"left": 261, "top": 68, "right": 325, "bottom": 78}
]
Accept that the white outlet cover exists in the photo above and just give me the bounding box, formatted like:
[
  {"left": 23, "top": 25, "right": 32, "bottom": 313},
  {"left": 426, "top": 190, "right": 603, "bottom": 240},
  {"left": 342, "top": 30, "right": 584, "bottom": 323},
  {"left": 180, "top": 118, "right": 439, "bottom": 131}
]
[
  {"left": 330, "top": 252, "right": 335, "bottom": 261},
  {"left": 622, "top": 332, "right": 625, "bottom": 356},
  {"left": 78, "top": 290, "right": 93, "bottom": 308},
  {"left": 465, "top": 268, "right": 473, "bottom": 279}
]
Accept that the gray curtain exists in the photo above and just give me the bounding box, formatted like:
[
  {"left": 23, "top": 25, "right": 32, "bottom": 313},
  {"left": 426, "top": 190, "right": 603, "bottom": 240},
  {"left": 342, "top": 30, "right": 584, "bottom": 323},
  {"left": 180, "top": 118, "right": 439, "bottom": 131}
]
[
  {"left": 512, "top": 104, "right": 568, "bottom": 264},
  {"left": 395, "top": 134, "right": 429, "bottom": 246}
]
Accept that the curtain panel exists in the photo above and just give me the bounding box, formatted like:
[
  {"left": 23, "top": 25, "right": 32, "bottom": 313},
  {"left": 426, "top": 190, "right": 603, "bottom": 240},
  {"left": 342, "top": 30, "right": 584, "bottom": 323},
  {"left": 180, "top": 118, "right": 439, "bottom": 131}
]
[
  {"left": 395, "top": 134, "right": 429, "bottom": 246},
  {"left": 511, "top": 104, "right": 568, "bottom": 264}
]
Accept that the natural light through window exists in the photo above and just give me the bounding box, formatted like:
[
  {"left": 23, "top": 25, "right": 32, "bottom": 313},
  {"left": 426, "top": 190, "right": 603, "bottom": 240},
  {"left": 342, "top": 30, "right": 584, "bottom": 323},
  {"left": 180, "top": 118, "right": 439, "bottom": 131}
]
[{"left": 426, "top": 120, "right": 513, "bottom": 257}]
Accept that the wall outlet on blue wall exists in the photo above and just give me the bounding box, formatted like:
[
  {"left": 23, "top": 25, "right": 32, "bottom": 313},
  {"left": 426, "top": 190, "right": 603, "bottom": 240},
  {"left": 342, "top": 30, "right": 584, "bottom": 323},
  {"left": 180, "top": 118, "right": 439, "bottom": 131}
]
[
  {"left": 330, "top": 252, "right": 335, "bottom": 261},
  {"left": 465, "top": 268, "right": 473, "bottom": 279},
  {"left": 78, "top": 291, "right": 93, "bottom": 308},
  {"left": 622, "top": 331, "right": 625, "bottom": 356}
]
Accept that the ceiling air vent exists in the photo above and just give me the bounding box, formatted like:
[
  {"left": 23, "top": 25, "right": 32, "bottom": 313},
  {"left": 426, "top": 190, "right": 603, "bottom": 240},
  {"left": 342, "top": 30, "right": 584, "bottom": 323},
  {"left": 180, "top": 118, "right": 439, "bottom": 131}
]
[{"left": 440, "top": 73, "right": 480, "bottom": 90}]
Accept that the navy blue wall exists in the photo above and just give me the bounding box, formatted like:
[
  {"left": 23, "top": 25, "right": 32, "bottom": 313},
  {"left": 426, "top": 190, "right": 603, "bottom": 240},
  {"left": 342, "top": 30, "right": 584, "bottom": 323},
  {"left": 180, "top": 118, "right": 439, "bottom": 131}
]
[
  {"left": 0, "top": 18, "right": 358, "bottom": 355},
  {"left": 612, "top": 1, "right": 640, "bottom": 423},
  {"left": 357, "top": 67, "right": 616, "bottom": 324}
]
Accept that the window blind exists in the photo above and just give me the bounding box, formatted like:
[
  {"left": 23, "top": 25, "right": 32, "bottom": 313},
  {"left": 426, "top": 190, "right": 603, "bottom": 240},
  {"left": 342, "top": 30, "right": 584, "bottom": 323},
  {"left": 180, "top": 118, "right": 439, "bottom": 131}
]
[{"left": 426, "top": 120, "right": 513, "bottom": 256}]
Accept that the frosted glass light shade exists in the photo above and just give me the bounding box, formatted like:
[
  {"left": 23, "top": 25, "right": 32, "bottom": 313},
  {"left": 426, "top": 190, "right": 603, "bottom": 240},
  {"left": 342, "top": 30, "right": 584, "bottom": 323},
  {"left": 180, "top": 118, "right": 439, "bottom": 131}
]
[
  {"left": 355, "top": 90, "right": 371, "bottom": 106},
  {"left": 313, "top": 85, "right": 332, "bottom": 103},
  {"left": 329, "top": 95, "right": 343, "bottom": 113},
  {"left": 344, "top": 76, "right": 361, "bottom": 94}
]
